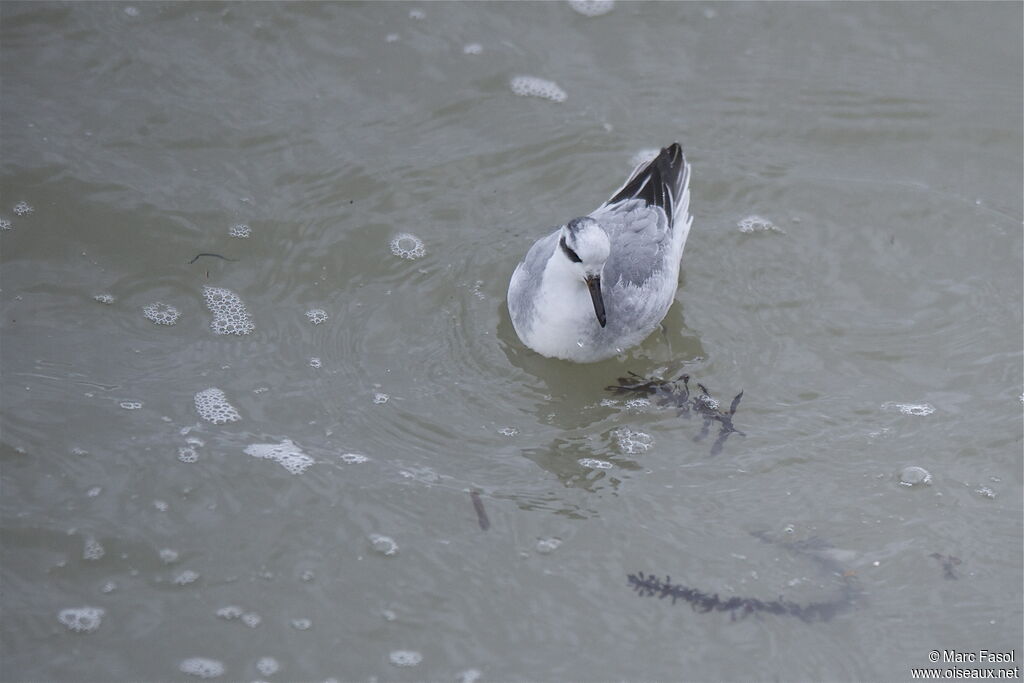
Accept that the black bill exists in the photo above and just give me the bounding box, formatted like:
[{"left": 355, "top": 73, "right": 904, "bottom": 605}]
[{"left": 586, "top": 274, "right": 607, "bottom": 328}]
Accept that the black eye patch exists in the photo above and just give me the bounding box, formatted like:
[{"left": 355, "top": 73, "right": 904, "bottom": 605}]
[{"left": 559, "top": 236, "right": 582, "bottom": 263}]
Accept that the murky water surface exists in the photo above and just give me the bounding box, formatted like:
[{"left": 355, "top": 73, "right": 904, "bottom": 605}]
[{"left": 2, "top": 3, "right": 1021, "bottom": 681}]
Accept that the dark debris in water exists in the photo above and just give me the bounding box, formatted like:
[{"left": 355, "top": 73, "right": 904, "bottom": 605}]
[
  {"left": 930, "top": 553, "right": 962, "bottom": 580},
  {"left": 607, "top": 372, "right": 744, "bottom": 455},
  {"left": 626, "top": 572, "right": 855, "bottom": 623}
]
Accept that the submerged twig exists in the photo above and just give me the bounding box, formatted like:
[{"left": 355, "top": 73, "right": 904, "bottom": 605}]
[{"left": 607, "top": 373, "right": 745, "bottom": 456}]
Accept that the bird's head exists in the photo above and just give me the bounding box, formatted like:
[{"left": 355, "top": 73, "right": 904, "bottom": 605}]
[{"left": 559, "top": 217, "right": 610, "bottom": 327}]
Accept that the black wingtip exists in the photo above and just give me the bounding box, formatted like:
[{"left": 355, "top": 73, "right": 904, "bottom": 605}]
[{"left": 609, "top": 143, "right": 688, "bottom": 224}]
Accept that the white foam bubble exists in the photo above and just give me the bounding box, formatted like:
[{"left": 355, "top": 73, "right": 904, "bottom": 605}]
[
  {"left": 568, "top": 0, "right": 615, "bottom": 16},
  {"left": 153, "top": 499, "right": 168, "bottom": 512},
  {"left": 241, "top": 612, "right": 262, "bottom": 628},
  {"left": 613, "top": 427, "right": 653, "bottom": 454},
  {"left": 202, "top": 286, "right": 254, "bottom": 335},
  {"left": 244, "top": 439, "right": 314, "bottom": 475},
  {"left": 624, "top": 398, "right": 651, "bottom": 411},
  {"left": 308, "top": 357, "right": 322, "bottom": 369},
  {"left": 536, "top": 537, "right": 563, "bottom": 554},
  {"left": 123, "top": 5, "right": 139, "bottom": 16},
  {"left": 899, "top": 466, "right": 932, "bottom": 487},
  {"left": 58, "top": 606, "right": 105, "bottom": 633},
  {"left": 408, "top": 8, "right": 425, "bottom": 19},
  {"left": 510, "top": 76, "right": 567, "bottom": 102},
  {"left": 463, "top": 43, "right": 483, "bottom": 55},
  {"left": 373, "top": 392, "right": 390, "bottom": 405},
  {"left": 385, "top": 33, "right": 400, "bottom": 42},
  {"left": 216, "top": 605, "right": 244, "bottom": 620},
  {"left": 142, "top": 302, "right": 180, "bottom": 325},
  {"left": 0, "top": 218, "right": 11, "bottom": 230},
  {"left": 975, "top": 486, "right": 996, "bottom": 499},
  {"left": 389, "top": 650, "right": 422, "bottom": 667},
  {"left": 459, "top": 669, "right": 483, "bottom": 683},
  {"left": 12, "top": 201, "right": 33, "bottom": 216},
  {"left": 340, "top": 453, "right": 368, "bottom": 464},
  {"left": 87, "top": 486, "right": 102, "bottom": 497},
  {"left": 83, "top": 536, "right": 105, "bottom": 560},
  {"left": 306, "top": 309, "right": 328, "bottom": 326},
  {"left": 179, "top": 657, "right": 225, "bottom": 679},
  {"left": 291, "top": 617, "right": 312, "bottom": 630},
  {"left": 738, "top": 215, "right": 781, "bottom": 233},
  {"left": 578, "top": 458, "right": 613, "bottom": 470},
  {"left": 498, "top": 426, "right": 520, "bottom": 437},
  {"left": 93, "top": 293, "right": 115, "bottom": 304},
  {"left": 100, "top": 581, "right": 117, "bottom": 594},
  {"left": 178, "top": 446, "right": 199, "bottom": 463},
  {"left": 120, "top": 401, "right": 142, "bottom": 410},
  {"left": 369, "top": 533, "right": 399, "bottom": 556},
  {"left": 390, "top": 233, "right": 426, "bottom": 260},
  {"left": 229, "top": 224, "right": 251, "bottom": 238},
  {"left": 159, "top": 548, "right": 179, "bottom": 564},
  {"left": 256, "top": 657, "right": 279, "bottom": 676},
  {"left": 194, "top": 387, "right": 241, "bottom": 425},
  {"left": 883, "top": 401, "right": 935, "bottom": 416},
  {"left": 173, "top": 569, "right": 200, "bottom": 585}
]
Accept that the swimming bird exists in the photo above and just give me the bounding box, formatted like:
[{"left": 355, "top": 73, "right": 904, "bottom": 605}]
[{"left": 507, "top": 143, "right": 693, "bottom": 362}]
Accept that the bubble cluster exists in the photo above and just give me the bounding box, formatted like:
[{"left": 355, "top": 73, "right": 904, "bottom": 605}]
[
  {"left": 142, "top": 302, "right": 181, "bottom": 325},
  {"left": 369, "top": 533, "right": 399, "bottom": 556},
  {"left": 373, "top": 392, "right": 390, "bottom": 404},
  {"left": 291, "top": 618, "right": 312, "bottom": 630},
  {"left": 256, "top": 657, "right": 279, "bottom": 676},
  {"left": 12, "top": 201, "right": 33, "bottom": 216},
  {"left": 0, "top": 218, "right": 11, "bottom": 230},
  {"left": 215, "top": 605, "right": 244, "bottom": 620},
  {"left": 120, "top": 401, "right": 142, "bottom": 410},
  {"left": 308, "top": 357, "right": 322, "bottom": 369},
  {"left": 737, "top": 215, "right": 782, "bottom": 233},
  {"left": 613, "top": 427, "right": 653, "bottom": 454},
  {"left": 83, "top": 536, "right": 105, "bottom": 560},
  {"left": 568, "top": 0, "right": 615, "bottom": 16},
  {"left": 899, "top": 466, "right": 932, "bottom": 487},
  {"left": 123, "top": 5, "right": 139, "bottom": 16},
  {"left": 202, "top": 286, "right": 254, "bottom": 335},
  {"left": 975, "top": 486, "right": 996, "bottom": 499},
  {"left": 58, "top": 607, "right": 105, "bottom": 633},
  {"left": 536, "top": 537, "right": 563, "bottom": 554},
  {"left": 463, "top": 43, "right": 483, "bottom": 55},
  {"left": 498, "top": 426, "right": 520, "bottom": 437},
  {"left": 389, "top": 233, "right": 426, "bottom": 260},
  {"left": 159, "top": 548, "right": 179, "bottom": 564},
  {"left": 194, "top": 387, "right": 241, "bottom": 425},
  {"left": 173, "top": 569, "right": 200, "bottom": 585},
  {"left": 510, "top": 76, "right": 567, "bottom": 102},
  {"left": 883, "top": 401, "right": 935, "bottom": 416},
  {"left": 178, "top": 446, "right": 199, "bottom": 463},
  {"left": 389, "top": 650, "right": 422, "bottom": 667},
  {"left": 578, "top": 458, "right": 613, "bottom": 470},
  {"left": 241, "top": 612, "right": 262, "bottom": 627},
  {"left": 339, "top": 453, "right": 368, "bottom": 464},
  {"left": 306, "top": 308, "right": 328, "bottom": 325},
  {"left": 94, "top": 293, "right": 115, "bottom": 304},
  {"left": 229, "top": 224, "right": 251, "bottom": 238},
  {"left": 624, "top": 398, "right": 651, "bottom": 411},
  {"left": 179, "top": 658, "right": 225, "bottom": 679},
  {"left": 244, "top": 439, "right": 314, "bottom": 475}
]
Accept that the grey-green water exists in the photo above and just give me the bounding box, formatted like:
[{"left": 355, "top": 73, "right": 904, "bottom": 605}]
[{"left": 2, "top": 2, "right": 1022, "bottom": 681}]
